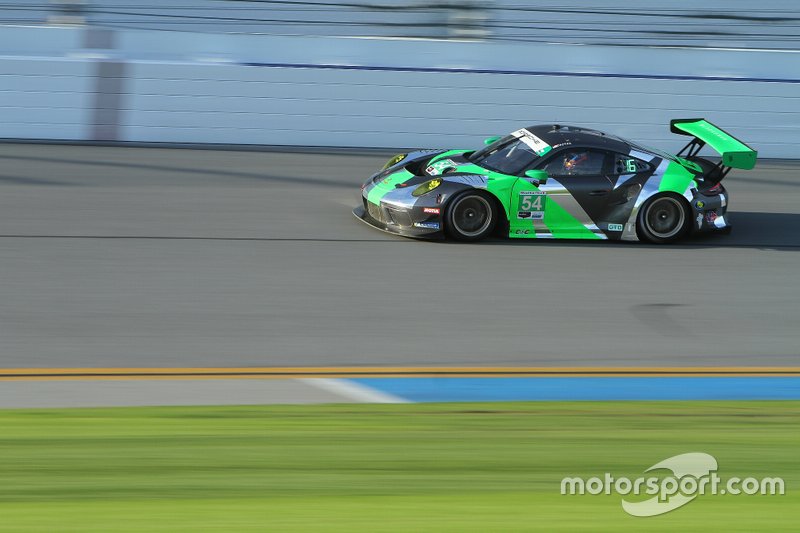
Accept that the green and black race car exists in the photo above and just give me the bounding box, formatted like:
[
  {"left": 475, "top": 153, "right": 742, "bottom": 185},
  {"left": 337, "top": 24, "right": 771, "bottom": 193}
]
[{"left": 354, "top": 118, "right": 757, "bottom": 243}]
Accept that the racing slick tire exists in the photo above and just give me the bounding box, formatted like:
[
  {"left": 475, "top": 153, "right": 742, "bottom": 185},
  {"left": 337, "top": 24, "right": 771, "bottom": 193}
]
[
  {"left": 445, "top": 190, "right": 498, "bottom": 242},
  {"left": 636, "top": 193, "right": 691, "bottom": 244}
]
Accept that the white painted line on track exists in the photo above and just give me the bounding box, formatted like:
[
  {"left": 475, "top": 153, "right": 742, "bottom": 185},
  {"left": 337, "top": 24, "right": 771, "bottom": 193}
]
[{"left": 297, "top": 378, "right": 410, "bottom": 404}]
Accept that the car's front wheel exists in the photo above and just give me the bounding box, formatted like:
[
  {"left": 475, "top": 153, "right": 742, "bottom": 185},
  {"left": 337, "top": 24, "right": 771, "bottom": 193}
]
[
  {"left": 637, "top": 193, "right": 690, "bottom": 244},
  {"left": 445, "top": 191, "right": 497, "bottom": 242}
]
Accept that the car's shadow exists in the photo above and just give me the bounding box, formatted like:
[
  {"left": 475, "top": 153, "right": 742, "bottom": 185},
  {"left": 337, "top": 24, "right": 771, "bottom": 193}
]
[{"left": 460, "top": 211, "right": 800, "bottom": 252}]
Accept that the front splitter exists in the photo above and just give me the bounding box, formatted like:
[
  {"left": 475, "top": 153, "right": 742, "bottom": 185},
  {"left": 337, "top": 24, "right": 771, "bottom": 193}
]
[{"left": 352, "top": 205, "right": 444, "bottom": 240}]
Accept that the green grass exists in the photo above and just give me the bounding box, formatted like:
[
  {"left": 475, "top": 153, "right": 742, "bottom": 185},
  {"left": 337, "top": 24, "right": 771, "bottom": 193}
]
[{"left": 0, "top": 401, "right": 797, "bottom": 531}]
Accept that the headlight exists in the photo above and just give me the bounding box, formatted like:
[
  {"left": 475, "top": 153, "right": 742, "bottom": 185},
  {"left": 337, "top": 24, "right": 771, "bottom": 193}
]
[
  {"left": 382, "top": 153, "right": 407, "bottom": 170},
  {"left": 412, "top": 178, "right": 442, "bottom": 197}
]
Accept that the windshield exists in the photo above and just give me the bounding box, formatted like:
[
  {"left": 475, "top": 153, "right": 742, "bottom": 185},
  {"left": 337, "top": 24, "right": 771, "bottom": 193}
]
[{"left": 469, "top": 136, "right": 542, "bottom": 175}]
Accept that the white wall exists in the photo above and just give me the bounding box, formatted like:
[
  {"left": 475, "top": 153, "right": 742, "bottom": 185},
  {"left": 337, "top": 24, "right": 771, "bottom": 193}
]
[
  {"left": 0, "top": 57, "right": 93, "bottom": 140},
  {"left": 122, "top": 61, "right": 799, "bottom": 157},
  {"left": 1, "top": 26, "right": 798, "bottom": 158}
]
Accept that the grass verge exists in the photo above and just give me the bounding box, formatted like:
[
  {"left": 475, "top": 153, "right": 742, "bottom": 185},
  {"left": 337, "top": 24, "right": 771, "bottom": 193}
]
[{"left": 0, "top": 401, "right": 797, "bottom": 531}]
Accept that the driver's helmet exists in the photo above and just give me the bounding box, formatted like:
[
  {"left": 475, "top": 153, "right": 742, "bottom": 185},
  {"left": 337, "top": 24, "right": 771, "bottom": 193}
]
[{"left": 564, "top": 152, "right": 589, "bottom": 173}]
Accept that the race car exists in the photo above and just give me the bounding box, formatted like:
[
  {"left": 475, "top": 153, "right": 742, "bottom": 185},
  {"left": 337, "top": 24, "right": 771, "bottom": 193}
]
[{"left": 353, "top": 119, "right": 757, "bottom": 243}]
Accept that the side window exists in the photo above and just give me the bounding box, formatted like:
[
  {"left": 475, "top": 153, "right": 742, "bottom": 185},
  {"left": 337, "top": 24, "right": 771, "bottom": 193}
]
[
  {"left": 541, "top": 150, "right": 607, "bottom": 177},
  {"left": 612, "top": 153, "right": 651, "bottom": 175}
]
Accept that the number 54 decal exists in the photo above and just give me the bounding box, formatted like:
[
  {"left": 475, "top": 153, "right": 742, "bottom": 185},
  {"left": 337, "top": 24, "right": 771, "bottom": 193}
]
[{"left": 518, "top": 191, "right": 546, "bottom": 220}]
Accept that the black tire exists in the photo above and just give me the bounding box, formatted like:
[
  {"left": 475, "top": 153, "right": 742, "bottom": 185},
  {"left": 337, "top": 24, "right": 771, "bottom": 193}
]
[
  {"left": 636, "top": 193, "right": 691, "bottom": 244},
  {"left": 445, "top": 190, "right": 498, "bottom": 242}
]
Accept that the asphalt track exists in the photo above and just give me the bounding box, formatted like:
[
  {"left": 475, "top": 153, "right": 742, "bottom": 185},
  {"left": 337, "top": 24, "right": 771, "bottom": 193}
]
[{"left": 0, "top": 144, "right": 798, "bottom": 369}]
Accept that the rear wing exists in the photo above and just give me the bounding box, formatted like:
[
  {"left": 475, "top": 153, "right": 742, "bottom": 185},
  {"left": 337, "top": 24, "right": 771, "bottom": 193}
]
[{"left": 670, "top": 119, "right": 757, "bottom": 180}]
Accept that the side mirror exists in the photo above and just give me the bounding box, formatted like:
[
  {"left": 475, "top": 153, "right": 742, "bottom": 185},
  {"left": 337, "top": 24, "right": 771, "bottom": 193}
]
[
  {"left": 483, "top": 136, "right": 501, "bottom": 146},
  {"left": 524, "top": 169, "right": 548, "bottom": 186}
]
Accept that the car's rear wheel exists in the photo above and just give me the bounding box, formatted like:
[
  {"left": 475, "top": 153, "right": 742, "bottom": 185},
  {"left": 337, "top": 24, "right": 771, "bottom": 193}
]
[
  {"left": 445, "top": 191, "right": 497, "bottom": 242},
  {"left": 637, "top": 193, "right": 690, "bottom": 244}
]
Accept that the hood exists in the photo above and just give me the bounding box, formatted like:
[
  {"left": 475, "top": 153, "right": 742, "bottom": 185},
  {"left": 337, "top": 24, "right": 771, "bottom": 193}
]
[{"left": 421, "top": 150, "right": 489, "bottom": 177}]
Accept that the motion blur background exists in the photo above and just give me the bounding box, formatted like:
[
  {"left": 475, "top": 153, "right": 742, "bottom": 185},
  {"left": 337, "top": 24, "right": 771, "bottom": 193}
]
[
  {"left": 0, "top": 4, "right": 798, "bottom": 531},
  {"left": 1, "top": 0, "right": 799, "bottom": 154}
]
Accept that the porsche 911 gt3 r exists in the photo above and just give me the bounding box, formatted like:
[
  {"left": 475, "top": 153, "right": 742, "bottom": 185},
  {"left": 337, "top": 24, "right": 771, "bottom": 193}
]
[{"left": 353, "top": 118, "right": 756, "bottom": 243}]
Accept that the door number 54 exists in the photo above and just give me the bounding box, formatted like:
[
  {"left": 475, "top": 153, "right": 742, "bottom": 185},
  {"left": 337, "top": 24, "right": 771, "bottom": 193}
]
[{"left": 520, "top": 193, "right": 545, "bottom": 211}]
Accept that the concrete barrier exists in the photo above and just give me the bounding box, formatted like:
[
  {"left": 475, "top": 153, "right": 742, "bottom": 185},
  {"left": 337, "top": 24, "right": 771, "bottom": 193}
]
[{"left": 1, "top": 26, "right": 798, "bottom": 157}]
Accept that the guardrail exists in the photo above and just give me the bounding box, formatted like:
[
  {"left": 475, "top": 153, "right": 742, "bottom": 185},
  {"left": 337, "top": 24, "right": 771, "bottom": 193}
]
[{"left": 4, "top": 0, "right": 800, "bottom": 49}]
